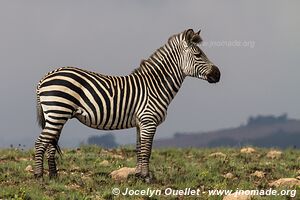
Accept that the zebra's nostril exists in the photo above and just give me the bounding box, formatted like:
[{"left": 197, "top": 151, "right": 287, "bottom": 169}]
[
  {"left": 214, "top": 70, "right": 220, "bottom": 79},
  {"left": 207, "top": 66, "right": 220, "bottom": 83}
]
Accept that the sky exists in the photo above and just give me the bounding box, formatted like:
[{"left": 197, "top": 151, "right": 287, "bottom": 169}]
[{"left": 0, "top": 1, "right": 299, "bottom": 148}]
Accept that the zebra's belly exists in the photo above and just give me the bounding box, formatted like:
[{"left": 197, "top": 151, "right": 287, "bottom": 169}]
[{"left": 74, "top": 107, "right": 136, "bottom": 130}]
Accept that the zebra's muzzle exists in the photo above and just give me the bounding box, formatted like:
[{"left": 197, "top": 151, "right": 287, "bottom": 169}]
[{"left": 207, "top": 65, "right": 220, "bottom": 83}]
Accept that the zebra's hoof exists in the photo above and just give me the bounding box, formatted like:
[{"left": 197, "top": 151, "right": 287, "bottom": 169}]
[
  {"left": 135, "top": 172, "right": 142, "bottom": 178},
  {"left": 49, "top": 173, "right": 58, "bottom": 179},
  {"left": 143, "top": 174, "right": 156, "bottom": 183},
  {"left": 136, "top": 172, "right": 155, "bottom": 183},
  {"left": 135, "top": 168, "right": 142, "bottom": 176},
  {"left": 34, "top": 173, "right": 43, "bottom": 179},
  {"left": 144, "top": 176, "right": 152, "bottom": 183}
]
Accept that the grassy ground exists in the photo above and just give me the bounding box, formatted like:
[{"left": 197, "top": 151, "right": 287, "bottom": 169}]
[{"left": 0, "top": 146, "right": 299, "bottom": 200}]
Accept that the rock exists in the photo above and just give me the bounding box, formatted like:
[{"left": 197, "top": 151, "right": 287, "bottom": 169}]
[
  {"left": 25, "top": 165, "right": 33, "bottom": 172},
  {"left": 19, "top": 157, "right": 29, "bottom": 161},
  {"left": 70, "top": 165, "right": 80, "bottom": 172},
  {"left": 266, "top": 150, "right": 282, "bottom": 159},
  {"left": 110, "top": 167, "right": 136, "bottom": 181},
  {"left": 251, "top": 171, "right": 265, "bottom": 178},
  {"left": 269, "top": 178, "right": 300, "bottom": 187},
  {"left": 240, "top": 147, "right": 256, "bottom": 154},
  {"left": 101, "top": 149, "right": 109, "bottom": 154},
  {"left": 209, "top": 152, "right": 226, "bottom": 158},
  {"left": 224, "top": 172, "right": 234, "bottom": 179},
  {"left": 81, "top": 175, "right": 92, "bottom": 182},
  {"left": 99, "top": 160, "right": 109, "bottom": 166},
  {"left": 110, "top": 154, "right": 125, "bottom": 159},
  {"left": 59, "top": 170, "right": 68, "bottom": 175},
  {"left": 223, "top": 192, "right": 251, "bottom": 200},
  {"left": 126, "top": 157, "right": 134, "bottom": 162},
  {"left": 65, "top": 183, "right": 81, "bottom": 190}
]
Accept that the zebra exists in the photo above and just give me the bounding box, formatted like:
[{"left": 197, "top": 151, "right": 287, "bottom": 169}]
[{"left": 34, "top": 29, "right": 220, "bottom": 182}]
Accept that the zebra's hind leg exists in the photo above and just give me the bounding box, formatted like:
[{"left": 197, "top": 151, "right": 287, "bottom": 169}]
[
  {"left": 34, "top": 133, "right": 61, "bottom": 179},
  {"left": 42, "top": 111, "right": 70, "bottom": 178},
  {"left": 46, "top": 141, "right": 61, "bottom": 179},
  {"left": 34, "top": 136, "right": 49, "bottom": 178},
  {"left": 44, "top": 124, "right": 65, "bottom": 179},
  {"left": 35, "top": 120, "right": 66, "bottom": 179}
]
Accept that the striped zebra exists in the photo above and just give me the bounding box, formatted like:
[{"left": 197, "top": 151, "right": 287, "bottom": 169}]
[{"left": 34, "top": 29, "right": 220, "bottom": 182}]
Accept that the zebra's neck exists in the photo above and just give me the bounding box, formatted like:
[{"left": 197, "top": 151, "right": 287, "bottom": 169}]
[{"left": 132, "top": 42, "right": 185, "bottom": 105}]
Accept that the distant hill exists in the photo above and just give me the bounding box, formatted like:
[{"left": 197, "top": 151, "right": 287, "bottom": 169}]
[
  {"left": 87, "top": 133, "right": 118, "bottom": 148},
  {"left": 154, "top": 114, "right": 300, "bottom": 148}
]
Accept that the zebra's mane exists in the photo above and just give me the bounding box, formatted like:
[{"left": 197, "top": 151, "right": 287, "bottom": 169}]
[
  {"left": 131, "top": 49, "right": 164, "bottom": 74},
  {"left": 131, "top": 59, "right": 148, "bottom": 74},
  {"left": 131, "top": 33, "right": 180, "bottom": 74}
]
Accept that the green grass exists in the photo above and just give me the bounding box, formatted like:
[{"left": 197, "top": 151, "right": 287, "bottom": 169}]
[{"left": 0, "top": 146, "right": 300, "bottom": 199}]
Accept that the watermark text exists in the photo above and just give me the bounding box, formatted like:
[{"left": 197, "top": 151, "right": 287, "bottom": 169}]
[
  {"left": 112, "top": 187, "right": 296, "bottom": 198},
  {"left": 201, "top": 40, "right": 256, "bottom": 48}
]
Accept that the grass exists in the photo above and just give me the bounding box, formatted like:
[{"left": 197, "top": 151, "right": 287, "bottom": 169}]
[{"left": 0, "top": 146, "right": 300, "bottom": 199}]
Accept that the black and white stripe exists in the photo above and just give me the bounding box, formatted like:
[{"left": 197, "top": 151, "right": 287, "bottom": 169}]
[{"left": 34, "top": 29, "right": 220, "bottom": 181}]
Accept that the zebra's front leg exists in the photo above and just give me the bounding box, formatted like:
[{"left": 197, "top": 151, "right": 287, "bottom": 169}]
[
  {"left": 135, "top": 126, "right": 142, "bottom": 176},
  {"left": 138, "top": 124, "right": 156, "bottom": 183}
]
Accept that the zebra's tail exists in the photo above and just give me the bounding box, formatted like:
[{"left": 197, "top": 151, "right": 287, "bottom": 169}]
[
  {"left": 36, "top": 87, "right": 45, "bottom": 129},
  {"left": 51, "top": 139, "right": 63, "bottom": 158}
]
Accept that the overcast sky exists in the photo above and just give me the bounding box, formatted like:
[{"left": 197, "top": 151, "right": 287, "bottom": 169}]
[{"left": 0, "top": 1, "right": 299, "bottom": 147}]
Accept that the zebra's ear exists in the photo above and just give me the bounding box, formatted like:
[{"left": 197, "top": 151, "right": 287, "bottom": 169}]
[
  {"left": 186, "top": 29, "right": 195, "bottom": 43},
  {"left": 186, "top": 29, "right": 202, "bottom": 45}
]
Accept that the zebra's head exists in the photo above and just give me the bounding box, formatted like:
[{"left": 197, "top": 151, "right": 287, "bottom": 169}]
[{"left": 180, "top": 29, "right": 220, "bottom": 83}]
